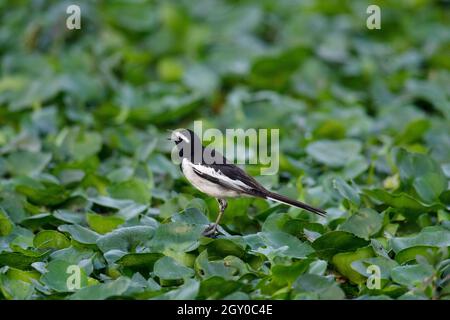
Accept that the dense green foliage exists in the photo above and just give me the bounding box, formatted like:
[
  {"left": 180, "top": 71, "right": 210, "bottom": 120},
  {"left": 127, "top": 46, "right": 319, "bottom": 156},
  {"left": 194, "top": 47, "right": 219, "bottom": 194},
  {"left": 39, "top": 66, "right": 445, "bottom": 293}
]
[{"left": 0, "top": 0, "right": 449, "bottom": 300}]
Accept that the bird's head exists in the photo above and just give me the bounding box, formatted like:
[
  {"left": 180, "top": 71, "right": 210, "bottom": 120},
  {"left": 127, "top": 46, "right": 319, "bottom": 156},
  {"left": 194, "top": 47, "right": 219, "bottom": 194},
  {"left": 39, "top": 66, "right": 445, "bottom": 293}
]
[
  {"left": 168, "top": 128, "right": 197, "bottom": 145},
  {"left": 168, "top": 128, "right": 204, "bottom": 161}
]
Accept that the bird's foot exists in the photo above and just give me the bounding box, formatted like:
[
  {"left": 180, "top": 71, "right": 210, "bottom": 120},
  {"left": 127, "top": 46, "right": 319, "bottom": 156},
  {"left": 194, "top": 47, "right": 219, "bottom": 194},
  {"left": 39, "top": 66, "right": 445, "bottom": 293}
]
[{"left": 202, "top": 223, "right": 219, "bottom": 238}]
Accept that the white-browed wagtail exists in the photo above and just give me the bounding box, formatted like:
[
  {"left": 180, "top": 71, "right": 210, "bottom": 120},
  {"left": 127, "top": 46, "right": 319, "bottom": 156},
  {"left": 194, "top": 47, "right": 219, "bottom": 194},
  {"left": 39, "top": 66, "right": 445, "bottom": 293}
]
[{"left": 169, "top": 128, "right": 326, "bottom": 237}]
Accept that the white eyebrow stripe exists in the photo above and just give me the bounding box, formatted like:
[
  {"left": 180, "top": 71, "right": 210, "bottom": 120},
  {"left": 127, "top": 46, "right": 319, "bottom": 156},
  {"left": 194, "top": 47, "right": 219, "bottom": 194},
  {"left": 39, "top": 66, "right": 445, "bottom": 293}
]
[
  {"left": 189, "top": 162, "right": 251, "bottom": 191},
  {"left": 174, "top": 131, "right": 190, "bottom": 142}
]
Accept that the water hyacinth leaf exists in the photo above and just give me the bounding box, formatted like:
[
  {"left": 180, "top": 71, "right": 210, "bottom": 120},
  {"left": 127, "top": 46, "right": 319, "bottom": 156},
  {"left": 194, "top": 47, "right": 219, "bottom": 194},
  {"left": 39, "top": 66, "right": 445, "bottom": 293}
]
[
  {"left": 194, "top": 250, "right": 236, "bottom": 280},
  {"left": 107, "top": 178, "right": 151, "bottom": 204},
  {"left": 333, "top": 178, "right": 360, "bottom": 206},
  {"left": 312, "top": 231, "right": 369, "bottom": 260},
  {"left": 271, "top": 259, "right": 313, "bottom": 286},
  {"left": 6, "top": 151, "right": 52, "bottom": 176},
  {"left": 69, "top": 277, "right": 131, "bottom": 300},
  {"left": 58, "top": 224, "right": 100, "bottom": 245},
  {"left": 198, "top": 276, "right": 242, "bottom": 300},
  {"left": 33, "top": 230, "right": 71, "bottom": 250},
  {"left": 390, "top": 227, "right": 450, "bottom": 253},
  {"left": 394, "top": 118, "right": 430, "bottom": 145},
  {"left": 292, "top": 274, "right": 345, "bottom": 300},
  {"left": 306, "top": 139, "right": 362, "bottom": 167},
  {"left": 150, "top": 222, "right": 204, "bottom": 253},
  {"left": 116, "top": 252, "right": 163, "bottom": 270},
  {"left": 308, "top": 259, "right": 328, "bottom": 276},
  {"left": 6, "top": 268, "right": 40, "bottom": 283},
  {"left": 351, "top": 256, "right": 398, "bottom": 280},
  {"left": 363, "top": 189, "right": 443, "bottom": 215},
  {"left": 14, "top": 178, "right": 70, "bottom": 206},
  {"left": 204, "top": 238, "right": 247, "bottom": 259},
  {"left": 96, "top": 226, "right": 155, "bottom": 252},
  {"left": 53, "top": 210, "right": 85, "bottom": 225},
  {"left": 391, "top": 264, "right": 434, "bottom": 287},
  {"left": 0, "top": 274, "right": 35, "bottom": 300},
  {"left": 340, "top": 208, "right": 382, "bottom": 240},
  {"left": 244, "top": 231, "right": 314, "bottom": 259},
  {"left": 0, "top": 192, "right": 28, "bottom": 223},
  {"left": 332, "top": 246, "right": 374, "bottom": 284},
  {"left": 86, "top": 213, "right": 125, "bottom": 234},
  {"left": 19, "top": 213, "right": 60, "bottom": 229},
  {"left": 394, "top": 246, "right": 440, "bottom": 264},
  {"left": 63, "top": 129, "right": 102, "bottom": 161},
  {"left": 88, "top": 196, "right": 147, "bottom": 220},
  {"left": 57, "top": 169, "right": 85, "bottom": 186},
  {"left": 413, "top": 173, "right": 447, "bottom": 204},
  {"left": 153, "top": 256, "right": 194, "bottom": 280},
  {"left": 0, "top": 208, "right": 13, "bottom": 236},
  {"left": 172, "top": 207, "right": 210, "bottom": 225},
  {"left": 50, "top": 246, "right": 96, "bottom": 267},
  {"left": 152, "top": 278, "right": 199, "bottom": 300},
  {"left": 395, "top": 148, "right": 445, "bottom": 187},
  {"left": 41, "top": 259, "right": 88, "bottom": 292},
  {"left": 0, "top": 251, "right": 49, "bottom": 270}
]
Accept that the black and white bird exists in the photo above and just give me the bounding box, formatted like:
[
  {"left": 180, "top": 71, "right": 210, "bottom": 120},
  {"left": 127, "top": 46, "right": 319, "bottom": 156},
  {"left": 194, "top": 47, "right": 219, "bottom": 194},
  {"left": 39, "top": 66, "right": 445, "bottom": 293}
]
[{"left": 169, "top": 128, "right": 326, "bottom": 237}]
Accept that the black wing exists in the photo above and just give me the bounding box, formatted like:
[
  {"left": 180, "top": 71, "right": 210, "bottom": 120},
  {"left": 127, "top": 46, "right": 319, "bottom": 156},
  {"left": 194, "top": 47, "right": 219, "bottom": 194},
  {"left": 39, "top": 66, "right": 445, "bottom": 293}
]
[{"left": 192, "top": 162, "right": 267, "bottom": 197}]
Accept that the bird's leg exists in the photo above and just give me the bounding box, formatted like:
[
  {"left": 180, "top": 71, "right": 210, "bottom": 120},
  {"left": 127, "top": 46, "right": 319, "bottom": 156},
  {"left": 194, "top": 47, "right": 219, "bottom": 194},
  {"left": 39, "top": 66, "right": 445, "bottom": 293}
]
[{"left": 203, "top": 199, "right": 227, "bottom": 237}]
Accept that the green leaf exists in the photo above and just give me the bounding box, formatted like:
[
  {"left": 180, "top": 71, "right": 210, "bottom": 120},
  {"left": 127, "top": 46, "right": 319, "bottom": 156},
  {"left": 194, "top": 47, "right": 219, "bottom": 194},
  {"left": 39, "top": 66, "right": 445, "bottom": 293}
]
[
  {"left": 198, "top": 276, "right": 242, "bottom": 300},
  {"left": 96, "top": 226, "right": 155, "bottom": 252},
  {"left": 395, "top": 246, "right": 440, "bottom": 264},
  {"left": 390, "top": 227, "right": 450, "bottom": 263},
  {"left": 292, "top": 274, "right": 345, "bottom": 300},
  {"left": 364, "top": 189, "right": 442, "bottom": 216},
  {"left": 244, "top": 231, "right": 314, "bottom": 259},
  {"left": 86, "top": 213, "right": 125, "bottom": 234},
  {"left": 14, "top": 177, "right": 69, "bottom": 206},
  {"left": 33, "top": 230, "right": 71, "bottom": 250},
  {"left": 150, "top": 222, "right": 204, "bottom": 253},
  {"left": 154, "top": 256, "right": 194, "bottom": 280},
  {"left": 394, "top": 118, "right": 430, "bottom": 145},
  {"left": 6, "top": 151, "right": 51, "bottom": 176},
  {"left": 63, "top": 129, "right": 102, "bottom": 161},
  {"left": 88, "top": 196, "right": 147, "bottom": 220},
  {"left": 351, "top": 256, "right": 398, "bottom": 280},
  {"left": 413, "top": 173, "right": 447, "bottom": 204},
  {"left": 391, "top": 264, "right": 434, "bottom": 287},
  {"left": 271, "top": 259, "right": 312, "bottom": 286},
  {"left": 107, "top": 178, "right": 151, "bottom": 204},
  {"left": 333, "top": 178, "right": 360, "bottom": 206},
  {"left": 58, "top": 224, "right": 100, "bottom": 245},
  {"left": 390, "top": 227, "right": 450, "bottom": 253},
  {"left": 0, "top": 208, "right": 13, "bottom": 236},
  {"left": 194, "top": 250, "right": 236, "bottom": 280},
  {"left": 306, "top": 139, "right": 362, "bottom": 167},
  {"left": 41, "top": 259, "right": 88, "bottom": 292},
  {"left": 204, "top": 238, "right": 247, "bottom": 259},
  {"left": 340, "top": 208, "right": 383, "bottom": 240},
  {"left": 0, "top": 274, "right": 35, "bottom": 299},
  {"left": 69, "top": 277, "right": 131, "bottom": 300},
  {"left": 312, "top": 231, "right": 369, "bottom": 260},
  {"left": 152, "top": 278, "right": 199, "bottom": 300},
  {"left": 6, "top": 268, "right": 40, "bottom": 283},
  {"left": 0, "top": 251, "right": 48, "bottom": 270},
  {"left": 332, "top": 246, "right": 374, "bottom": 284},
  {"left": 394, "top": 148, "right": 447, "bottom": 203},
  {"left": 116, "top": 252, "right": 163, "bottom": 271}
]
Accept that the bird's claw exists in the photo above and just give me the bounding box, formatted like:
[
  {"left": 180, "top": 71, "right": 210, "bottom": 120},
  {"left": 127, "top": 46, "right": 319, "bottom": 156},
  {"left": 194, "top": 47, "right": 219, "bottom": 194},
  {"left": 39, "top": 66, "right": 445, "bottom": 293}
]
[{"left": 202, "top": 223, "right": 219, "bottom": 238}]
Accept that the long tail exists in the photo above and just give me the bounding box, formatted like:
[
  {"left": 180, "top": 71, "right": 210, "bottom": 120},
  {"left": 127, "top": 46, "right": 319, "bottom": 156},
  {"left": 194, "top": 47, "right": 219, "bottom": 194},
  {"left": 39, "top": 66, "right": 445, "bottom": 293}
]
[{"left": 265, "top": 192, "right": 326, "bottom": 217}]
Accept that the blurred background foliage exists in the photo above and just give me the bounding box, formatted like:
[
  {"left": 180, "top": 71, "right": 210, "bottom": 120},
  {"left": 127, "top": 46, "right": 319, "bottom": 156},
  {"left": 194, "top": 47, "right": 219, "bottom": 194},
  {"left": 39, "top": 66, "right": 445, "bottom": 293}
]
[{"left": 0, "top": 0, "right": 449, "bottom": 300}]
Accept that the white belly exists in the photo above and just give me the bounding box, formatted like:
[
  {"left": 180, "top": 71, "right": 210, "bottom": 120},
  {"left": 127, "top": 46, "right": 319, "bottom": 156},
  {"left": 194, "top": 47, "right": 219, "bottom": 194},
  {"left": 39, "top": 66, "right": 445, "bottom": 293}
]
[{"left": 181, "top": 159, "right": 240, "bottom": 198}]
